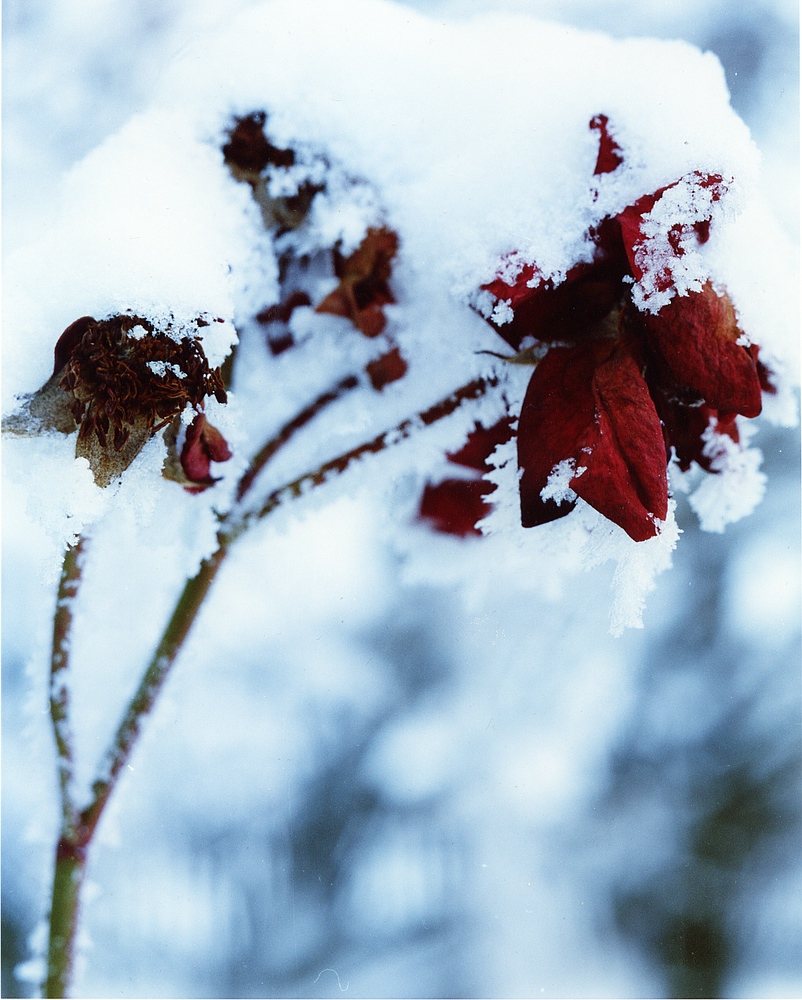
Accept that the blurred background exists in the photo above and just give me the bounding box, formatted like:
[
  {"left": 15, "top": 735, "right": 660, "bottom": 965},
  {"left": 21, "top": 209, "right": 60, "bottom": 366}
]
[{"left": 3, "top": 1, "right": 799, "bottom": 997}]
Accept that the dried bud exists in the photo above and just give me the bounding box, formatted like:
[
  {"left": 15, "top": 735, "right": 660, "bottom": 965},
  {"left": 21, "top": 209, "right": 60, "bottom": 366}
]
[{"left": 163, "top": 413, "right": 232, "bottom": 493}]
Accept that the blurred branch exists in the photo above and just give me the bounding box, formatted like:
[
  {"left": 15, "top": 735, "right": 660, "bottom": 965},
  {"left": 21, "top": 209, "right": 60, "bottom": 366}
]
[
  {"left": 235, "top": 375, "right": 495, "bottom": 538},
  {"left": 45, "top": 536, "right": 87, "bottom": 999},
  {"left": 235, "top": 373, "right": 359, "bottom": 502}
]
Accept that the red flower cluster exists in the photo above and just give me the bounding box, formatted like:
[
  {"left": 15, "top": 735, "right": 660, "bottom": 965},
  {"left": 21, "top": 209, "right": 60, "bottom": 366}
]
[{"left": 421, "top": 116, "right": 772, "bottom": 542}]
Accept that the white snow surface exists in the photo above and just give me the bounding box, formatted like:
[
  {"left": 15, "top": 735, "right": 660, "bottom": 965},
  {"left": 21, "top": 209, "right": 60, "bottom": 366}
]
[{"left": 4, "top": 0, "right": 798, "bottom": 629}]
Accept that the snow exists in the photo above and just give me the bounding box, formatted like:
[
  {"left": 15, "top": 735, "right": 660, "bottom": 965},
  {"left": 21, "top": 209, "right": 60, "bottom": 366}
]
[{"left": 4, "top": 1, "right": 795, "bottom": 627}]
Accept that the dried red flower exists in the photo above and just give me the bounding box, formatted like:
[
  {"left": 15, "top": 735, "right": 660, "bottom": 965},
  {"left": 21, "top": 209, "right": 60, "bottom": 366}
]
[{"left": 476, "top": 118, "right": 767, "bottom": 542}]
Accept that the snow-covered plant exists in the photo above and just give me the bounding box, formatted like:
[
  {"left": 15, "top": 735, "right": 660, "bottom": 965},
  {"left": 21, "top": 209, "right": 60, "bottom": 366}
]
[{"left": 3, "top": 1, "right": 796, "bottom": 995}]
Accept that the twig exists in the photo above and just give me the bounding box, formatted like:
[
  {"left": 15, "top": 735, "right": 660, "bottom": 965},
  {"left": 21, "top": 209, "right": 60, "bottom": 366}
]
[
  {"left": 79, "top": 542, "right": 228, "bottom": 840},
  {"left": 231, "top": 375, "right": 494, "bottom": 540}
]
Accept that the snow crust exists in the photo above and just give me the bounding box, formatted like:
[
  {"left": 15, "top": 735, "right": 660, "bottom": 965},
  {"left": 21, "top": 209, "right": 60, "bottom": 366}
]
[{"left": 4, "top": 0, "right": 797, "bottom": 630}]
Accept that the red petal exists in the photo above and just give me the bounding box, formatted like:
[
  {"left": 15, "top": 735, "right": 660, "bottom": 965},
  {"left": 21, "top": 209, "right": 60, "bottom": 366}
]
[
  {"left": 617, "top": 173, "right": 727, "bottom": 288},
  {"left": 571, "top": 346, "right": 668, "bottom": 541},
  {"left": 518, "top": 341, "right": 668, "bottom": 541},
  {"left": 590, "top": 114, "right": 623, "bottom": 175},
  {"left": 481, "top": 221, "right": 628, "bottom": 350},
  {"left": 642, "top": 283, "right": 762, "bottom": 418},
  {"left": 517, "top": 344, "right": 598, "bottom": 527}
]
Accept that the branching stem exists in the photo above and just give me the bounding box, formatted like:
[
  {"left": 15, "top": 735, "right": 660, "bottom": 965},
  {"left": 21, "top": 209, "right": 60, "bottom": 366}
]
[{"left": 43, "top": 372, "right": 492, "bottom": 996}]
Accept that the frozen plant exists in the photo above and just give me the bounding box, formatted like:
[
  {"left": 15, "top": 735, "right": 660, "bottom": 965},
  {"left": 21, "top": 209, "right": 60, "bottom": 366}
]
[{"left": 3, "top": 1, "right": 797, "bottom": 995}]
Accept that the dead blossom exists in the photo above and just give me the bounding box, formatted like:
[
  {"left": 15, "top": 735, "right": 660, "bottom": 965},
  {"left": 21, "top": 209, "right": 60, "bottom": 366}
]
[
  {"left": 420, "top": 115, "right": 775, "bottom": 543},
  {"left": 15, "top": 313, "right": 231, "bottom": 488},
  {"left": 57, "top": 314, "right": 226, "bottom": 453}
]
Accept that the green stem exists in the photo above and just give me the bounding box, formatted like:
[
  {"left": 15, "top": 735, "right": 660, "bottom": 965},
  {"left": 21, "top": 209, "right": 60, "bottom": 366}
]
[{"left": 44, "top": 840, "right": 87, "bottom": 999}]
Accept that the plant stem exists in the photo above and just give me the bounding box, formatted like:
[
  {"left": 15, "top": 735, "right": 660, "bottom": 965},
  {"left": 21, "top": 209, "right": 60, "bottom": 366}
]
[
  {"left": 50, "top": 537, "right": 86, "bottom": 836},
  {"left": 42, "top": 371, "right": 493, "bottom": 995},
  {"left": 45, "top": 840, "right": 87, "bottom": 999},
  {"left": 234, "top": 375, "right": 495, "bottom": 538},
  {"left": 45, "top": 538, "right": 87, "bottom": 998},
  {"left": 235, "top": 374, "right": 359, "bottom": 502},
  {"left": 80, "top": 541, "right": 228, "bottom": 840}
]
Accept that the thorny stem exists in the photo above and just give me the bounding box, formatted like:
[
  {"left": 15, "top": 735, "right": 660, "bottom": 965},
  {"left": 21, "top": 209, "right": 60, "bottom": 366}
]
[
  {"left": 43, "top": 373, "right": 492, "bottom": 996},
  {"left": 229, "top": 375, "right": 495, "bottom": 542}
]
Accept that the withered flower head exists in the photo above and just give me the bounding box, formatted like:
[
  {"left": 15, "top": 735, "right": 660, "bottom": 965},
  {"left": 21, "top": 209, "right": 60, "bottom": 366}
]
[
  {"left": 223, "top": 112, "right": 323, "bottom": 232},
  {"left": 11, "top": 313, "right": 228, "bottom": 488},
  {"left": 58, "top": 314, "right": 225, "bottom": 450}
]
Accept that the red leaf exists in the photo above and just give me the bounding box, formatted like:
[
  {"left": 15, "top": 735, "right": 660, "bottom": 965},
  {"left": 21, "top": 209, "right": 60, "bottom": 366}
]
[
  {"left": 316, "top": 227, "right": 398, "bottom": 337},
  {"left": 447, "top": 418, "right": 515, "bottom": 473},
  {"left": 366, "top": 347, "right": 408, "bottom": 390},
  {"left": 518, "top": 341, "right": 668, "bottom": 541},
  {"left": 418, "top": 418, "right": 514, "bottom": 536},
  {"left": 642, "top": 283, "right": 762, "bottom": 418}
]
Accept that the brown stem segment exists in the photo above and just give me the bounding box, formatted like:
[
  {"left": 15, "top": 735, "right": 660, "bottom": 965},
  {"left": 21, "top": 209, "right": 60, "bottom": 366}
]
[
  {"left": 80, "top": 541, "right": 228, "bottom": 841},
  {"left": 42, "top": 372, "right": 493, "bottom": 995}
]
